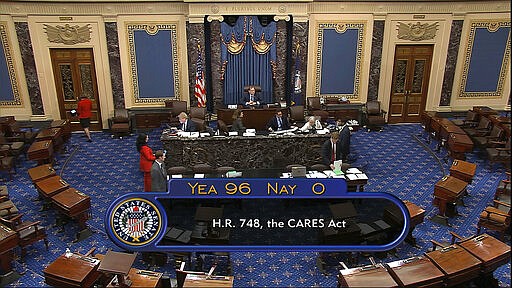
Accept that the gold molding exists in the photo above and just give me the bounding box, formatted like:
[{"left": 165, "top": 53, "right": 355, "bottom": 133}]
[
  {"left": 396, "top": 21, "right": 439, "bottom": 41},
  {"left": 43, "top": 23, "right": 92, "bottom": 45}
]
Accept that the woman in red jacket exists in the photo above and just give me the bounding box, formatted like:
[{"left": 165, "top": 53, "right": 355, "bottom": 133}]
[
  {"left": 77, "top": 95, "right": 93, "bottom": 142},
  {"left": 136, "top": 133, "right": 156, "bottom": 191}
]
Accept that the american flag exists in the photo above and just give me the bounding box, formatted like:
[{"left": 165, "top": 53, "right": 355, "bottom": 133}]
[{"left": 195, "top": 45, "right": 207, "bottom": 107}]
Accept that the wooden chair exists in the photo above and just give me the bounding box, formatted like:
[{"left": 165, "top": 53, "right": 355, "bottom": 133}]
[
  {"left": 452, "top": 110, "right": 479, "bottom": 127},
  {"left": 0, "top": 213, "right": 49, "bottom": 258},
  {"left": 365, "top": 100, "right": 387, "bottom": 131},
  {"left": 0, "top": 133, "right": 26, "bottom": 164},
  {"left": 486, "top": 138, "right": 511, "bottom": 170},
  {"left": 463, "top": 116, "right": 492, "bottom": 137},
  {"left": 288, "top": 105, "right": 305, "bottom": 126},
  {"left": 0, "top": 150, "right": 16, "bottom": 181},
  {"left": 477, "top": 200, "right": 510, "bottom": 240},
  {"left": 473, "top": 125, "right": 505, "bottom": 149},
  {"left": 0, "top": 195, "right": 19, "bottom": 218},
  {"left": 495, "top": 172, "right": 511, "bottom": 203},
  {"left": 190, "top": 107, "right": 207, "bottom": 121},
  {"left": 191, "top": 118, "right": 206, "bottom": 132},
  {"left": 6, "top": 121, "right": 36, "bottom": 145}
]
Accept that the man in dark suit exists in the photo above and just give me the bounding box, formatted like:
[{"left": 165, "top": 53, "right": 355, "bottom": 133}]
[
  {"left": 266, "top": 110, "right": 291, "bottom": 132},
  {"left": 322, "top": 131, "right": 342, "bottom": 169},
  {"left": 150, "top": 150, "right": 167, "bottom": 192},
  {"left": 242, "top": 86, "right": 262, "bottom": 108},
  {"left": 177, "top": 112, "right": 197, "bottom": 132},
  {"left": 338, "top": 121, "right": 351, "bottom": 162}
]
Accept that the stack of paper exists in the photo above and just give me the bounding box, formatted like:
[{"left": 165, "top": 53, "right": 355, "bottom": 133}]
[
  {"left": 171, "top": 174, "right": 183, "bottom": 178},
  {"left": 281, "top": 172, "right": 292, "bottom": 178},
  {"left": 346, "top": 168, "right": 362, "bottom": 174},
  {"left": 194, "top": 174, "right": 205, "bottom": 178},
  {"left": 306, "top": 171, "right": 327, "bottom": 178}
]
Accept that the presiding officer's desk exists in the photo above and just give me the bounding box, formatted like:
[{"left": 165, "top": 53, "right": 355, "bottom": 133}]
[
  {"left": 217, "top": 107, "right": 286, "bottom": 131},
  {"left": 162, "top": 133, "right": 329, "bottom": 169}
]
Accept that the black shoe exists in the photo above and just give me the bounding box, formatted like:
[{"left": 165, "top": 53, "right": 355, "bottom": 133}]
[{"left": 87, "top": 139, "right": 92, "bottom": 142}]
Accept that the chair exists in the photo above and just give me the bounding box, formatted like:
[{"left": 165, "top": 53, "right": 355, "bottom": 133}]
[
  {"left": 192, "top": 163, "right": 214, "bottom": 174},
  {"left": 109, "top": 108, "right": 132, "bottom": 139},
  {"left": 167, "top": 166, "right": 191, "bottom": 176},
  {"left": 485, "top": 138, "right": 511, "bottom": 170},
  {"left": 243, "top": 85, "right": 262, "bottom": 93},
  {"left": 311, "top": 110, "right": 330, "bottom": 123},
  {"left": 190, "top": 107, "right": 207, "bottom": 121},
  {"left": 463, "top": 116, "right": 492, "bottom": 137},
  {"left": 288, "top": 105, "right": 305, "bottom": 126},
  {"left": 452, "top": 110, "right": 479, "bottom": 127},
  {"left": 166, "top": 100, "right": 188, "bottom": 126},
  {"left": 495, "top": 172, "right": 511, "bottom": 203},
  {"left": 0, "top": 195, "right": 19, "bottom": 219},
  {"left": 6, "top": 121, "right": 36, "bottom": 145},
  {"left": 0, "top": 150, "right": 16, "bottom": 181},
  {"left": 472, "top": 125, "right": 505, "bottom": 150},
  {"left": 307, "top": 97, "right": 322, "bottom": 111},
  {"left": 0, "top": 133, "right": 25, "bottom": 164},
  {"left": 364, "top": 101, "right": 387, "bottom": 131},
  {"left": 477, "top": 200, "right": 510, "bottom": 240},
  {"left": 216, "top": 120, "right": 229, "bottom": 136},
  {"left": 0, "top": 213, "right": 49, "bottom": 257},
  {"left": 216, "top": 166, "right": 236, "bottom": 175},
  {"left": 191, "top": 118, "right": 206, "bottom": 132},
  {"left": 310, "top": 163, "right": 329, "bottom": 171}
]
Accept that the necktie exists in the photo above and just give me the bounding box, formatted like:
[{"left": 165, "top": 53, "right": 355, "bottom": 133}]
[
  {"left": 250, "top": 95, "right": 254, "bottom": 102},
  {"left": 331, "top": 142, "right": 336, "bottom": 162},
  {"left": 182, "top": 122, "right": 186, "bottom": 131},
  {"left": 278, "top": 117, "right": 282, "bottom": 129}
]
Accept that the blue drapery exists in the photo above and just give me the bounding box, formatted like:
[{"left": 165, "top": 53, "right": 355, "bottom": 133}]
[{"left": 221, "top": 16, "right": 277, "bottom": 105}]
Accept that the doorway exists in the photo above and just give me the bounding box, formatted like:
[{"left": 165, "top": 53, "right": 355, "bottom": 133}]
[
  {"left": 50, "top": 48, "right": 102, "bottom": 131},
  {"left": 388, "top": 45, "right": 433, "bottom": 124}
]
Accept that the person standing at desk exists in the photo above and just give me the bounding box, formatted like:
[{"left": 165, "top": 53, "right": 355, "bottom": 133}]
[
  {"left": 242, "top": 86, "right": 261, "bottom": 108},
  {"left": 151, "top": 150, "right": 167, "bottom": 192},
  {"left": 267, "top": 110, "right": 290, "bottom": 132},
  {"left": 337, "top": 120, "right": 351, "bottom": 162},
  {"left": 136, "top": 133, "right": 156, "bottom": 192},
  {"left": 231, "top": 110, "right": 246, "bottom": 135},
  {"left": 177, "top": 112, "right": 197, "bottom": 132},
  {"left": 77, "top": 95, "right": 92, "bottom": 142},
  {"left": 322, "top": 131, "right": 342, "bottom": 170}
]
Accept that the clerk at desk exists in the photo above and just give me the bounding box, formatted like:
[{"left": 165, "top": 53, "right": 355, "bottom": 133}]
[
  {"left": 267, "top": 110, "right": 291, "bottom": 132},
  {"left": 242, "top": 86, "right": 262, "bottom": 108},
  {"left": 177, "top": 112, "right": 197, "bottom": 132}
]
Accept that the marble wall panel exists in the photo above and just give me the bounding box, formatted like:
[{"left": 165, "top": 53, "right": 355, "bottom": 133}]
[
  {"left": 186, "top": 23, "right": 205, "bottom": 107},
  {"left": 210, "top": 21, "right": 224, "bottom": 111},
  {"left": 15, "top": 22, "right": 43, "bottom": 115},
  {"left": 274, "top": 20, "right": 287, "bottom": 103},
  {"left": 440, "top": 20, "right": 463, "bottom": 106},
  {"left": 368, "top": 20, "right": 384, "bottom": 102},
  {"left": 105, "top": 22, "right": 125, "bottom": 109},
  {"left": 292, "top": 21, "right": 308, "bottom": 101}
]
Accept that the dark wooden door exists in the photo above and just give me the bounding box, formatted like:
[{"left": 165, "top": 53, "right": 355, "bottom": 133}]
[
  {"left": 388, "top": 45, "right": 433, "bottom": 124},
  {"left": 50, "top": 48, "right": 102, "bottom": 131}
]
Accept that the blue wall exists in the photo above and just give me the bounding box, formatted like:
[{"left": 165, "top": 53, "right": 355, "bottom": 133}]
[
  {"left": 320, "top": 29, "right": 358, "bottom": 95},
  {"left": 0, "top": 40, "right": 15, "bottom": 102},
  {"left": 134, "top": 30, "right": 175, "bottom": 98}
]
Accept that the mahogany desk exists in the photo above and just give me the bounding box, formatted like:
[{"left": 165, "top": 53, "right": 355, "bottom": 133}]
[
  {"left": 337, "top": 264, "right": 398, "bottom": 287},
  {"left": 447, "top": 133, "right": 473, "bottom": 160},
  {"left": 27, "top": 139, "right": 53, "bottom": 165},
  {"left": 433, "top": 176, "right": 467, "bottom": 226},
  {"left": 457, "top": 234, "right": 511, "bottom": 274},
  {"left": 430, "top": 117, "right": 453, "bottom": 141},
  {"left": 35, "top": 175, "right": 70, "bottom": 199},
  {"left": 107, "top": 268, "right": 162, "bottom": 288},
  {"left": 97, "top": 250, "right": 137, "bottom": 287},
  {"left": 51, "top": 188, "right": 92, "bottom": 242},
  {"left": 383, "top": 200, "right": 425, "bottom": 247},
  {"left": 425, "top": 244, "right": 482, "bottom": 287},
  {"left": 35, "top": 128, "right": 64, "bottom": 154},
  {"left": 43, "top": 253, "right": 101, "bottom": 287},
  {"left": 50, "top": 120, "right": 71, "bottom": 142},
  {"left": 27, "top": 164, "right": 56, "bottom": 183},
  {"left": 449, "top": 159, "right": 477, "bottom": 184},
  {"left": 0, "top": 223, "right": 19, "bottom": 280},
  {"left": 386, "top": 256, "right": 445, "bottom": 288},
  {"left": 183, "top": 274, "right": 234, "bottom": 288},
  {"left": 217, "top": 107, "right": 285, "bottom": 131}
]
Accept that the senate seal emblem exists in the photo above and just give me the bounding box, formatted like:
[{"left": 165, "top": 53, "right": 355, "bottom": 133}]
[{"left": 110, "top": 198, "right": 162, "bottom": 246}]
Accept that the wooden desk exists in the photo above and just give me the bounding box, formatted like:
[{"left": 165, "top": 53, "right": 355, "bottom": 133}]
[
  {"left": 473, "top": 106, "right": 498, "bottom": 118},
  {"left": 27, "top": 164, "right": 56, "bottom": 183},
  {"left": 0, "top": 223, "right": 19, "bottom": 277},
  {"left": 51, "top": 188, "right": 92, "bottom": 242},
  {"left": 433, "top": 176, "right": 467, "bottom": 225},
  {"left": 36, "top": 128, "right": 64, "bottom": 153},
  {"left": 35, "top": 175, "right": 70, "bottom": 199},
  {"left": 107, "top": 268, "right": 162, "bottom": 288},
  {"left": 27, "top": 140, "right": 53, "bottom": 165},
  {"left": 449, "top": 159, "right": 477, "bottom": 184},
  {"left": 430, "top": 117, "right": 453, "bottom": 141},
  {"left": 183, "top": 274, "right": 234, "bottom": 288},
  {"left": 43, "top": 253, "right": 101, "bottom": 287},
  {"left": 457, "top": 234, "right": 511, "bottom": 274},
  {"left": 50, "top": 120, "right": 71, "bottom": 142},
  {"left": 420, "top": 111, "right": 437, "bottom": 133},
  {"left": 98, "top": 251, "right": 137, "bottom": 287},
  {"left": 383, "top": 200, "right": 425, "bottom": 247},
  {"left": 386, "top": 256, "right": 445, "bottom": 287},
  {"left": 447, "top": 133, "right": 473, "bottom": 160},
  {"left": 217, "top": 108, "right": 285, "bottom": 131},
  {"left": 338, "top": 264, "right": 398, "bottom": 287},
  {"left": 425, "top": 244, "right": 482, "bottom": 286}
]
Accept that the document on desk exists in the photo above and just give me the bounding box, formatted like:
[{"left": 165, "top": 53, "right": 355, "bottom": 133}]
[
  {"left": 323, "top": 170, "right": 336, "bottom": 177},
  {"left": 171, "top": 174, "right": 183, "bottom": 178},
  {"left": 346, "top": 173, "right": 367, "bottom": 180},
  {"left": 281, "top": 172, "right": 292, "bottom": 178},
  {"left": 306, "top": 171, "right": 328, "bottom": 178},
  {"left": 194, "top": 174, "right": 205, "bottom": 178},
  {"left": 346, "top": 168, "right": 362, "bottom": 174}
]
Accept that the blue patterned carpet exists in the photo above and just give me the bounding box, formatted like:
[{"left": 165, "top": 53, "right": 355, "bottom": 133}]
[{"left": 2, "top": 123, "right": 510, "bottom": 287}]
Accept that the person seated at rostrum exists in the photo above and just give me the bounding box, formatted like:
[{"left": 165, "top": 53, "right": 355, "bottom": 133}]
[
  {"left": 177, "top": 112, "right": 197, "bottom": 132},
  {"left": 300, "top": 116, "right": 323, "bottom": 132},
  {"left": 242, "top": 85, "right": 262, "bottom": 108},
  {"left": 231, "top": 110, "right": 246, "bottom": 135},
  {"left": 266, "top": 110, "right": 291, "bottom": 132}
]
